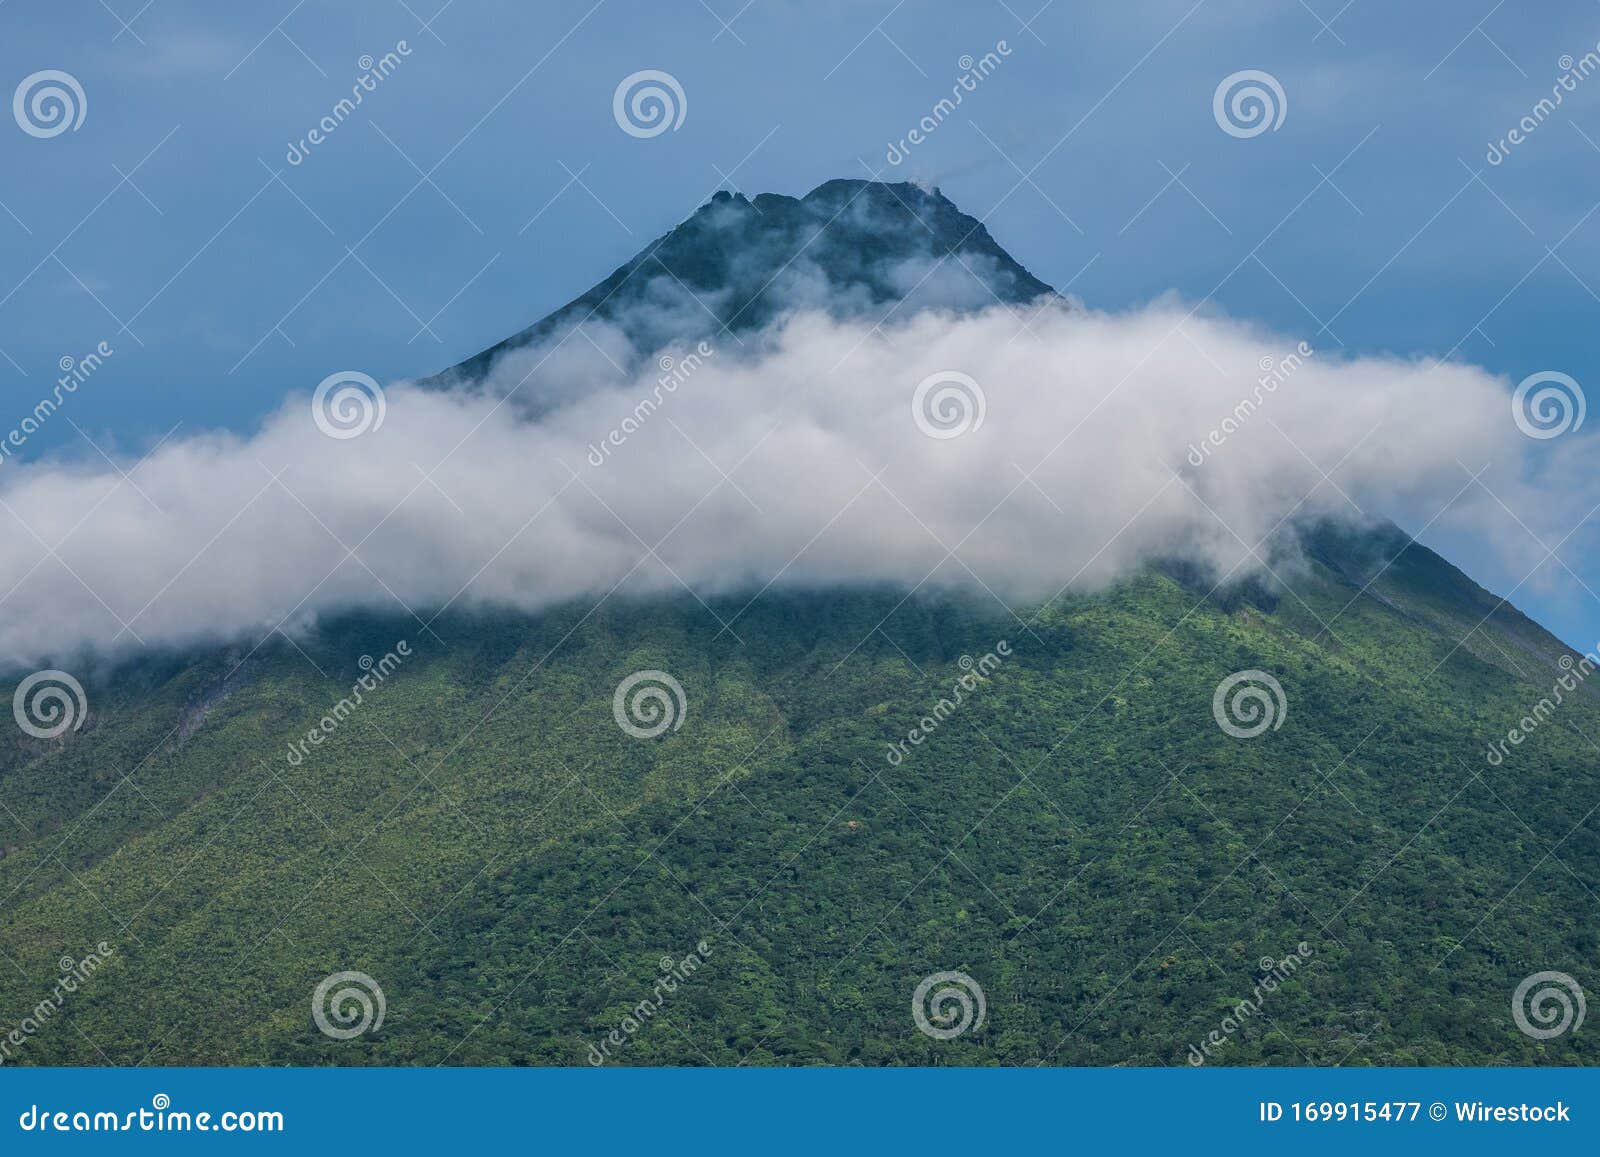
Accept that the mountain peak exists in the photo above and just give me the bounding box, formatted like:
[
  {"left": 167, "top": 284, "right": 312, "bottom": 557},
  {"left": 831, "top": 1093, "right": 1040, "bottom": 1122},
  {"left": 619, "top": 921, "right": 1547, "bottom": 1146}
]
[{"left": 426, "top": 178, "right": 1055, "bottom": 388}]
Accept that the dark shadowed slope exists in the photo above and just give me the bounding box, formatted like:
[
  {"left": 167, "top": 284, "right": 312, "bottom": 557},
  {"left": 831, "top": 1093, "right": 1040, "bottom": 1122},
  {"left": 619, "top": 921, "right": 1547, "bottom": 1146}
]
[{"left": 422, "top": 179, "right": 1055, "bottom": 389}]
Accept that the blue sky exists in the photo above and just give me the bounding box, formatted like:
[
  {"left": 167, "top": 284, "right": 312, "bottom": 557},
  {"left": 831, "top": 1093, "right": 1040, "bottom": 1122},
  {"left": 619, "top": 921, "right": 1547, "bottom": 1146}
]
[{"left": 2, "top": 0, "right": 1598, "bottom": 647}]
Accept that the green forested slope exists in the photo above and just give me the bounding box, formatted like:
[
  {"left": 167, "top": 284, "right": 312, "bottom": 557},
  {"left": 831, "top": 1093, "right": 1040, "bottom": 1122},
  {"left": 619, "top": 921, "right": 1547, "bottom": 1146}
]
[{"left": 0, "top": 523, "right": 1595, "bottom": 1066}]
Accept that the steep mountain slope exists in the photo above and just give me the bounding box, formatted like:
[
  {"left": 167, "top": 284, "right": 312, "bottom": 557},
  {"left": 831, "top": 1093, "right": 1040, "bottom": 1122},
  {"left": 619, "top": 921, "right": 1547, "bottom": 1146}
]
[
  {"left": 0, "top": 182, "right": 1595, "bottom": 1067},
  {"left": 0, "top": 524, "right": 1594, "bottom": 1065},
  {"left": 423, "top": 179, "right": 1054, "bottom": 390}
]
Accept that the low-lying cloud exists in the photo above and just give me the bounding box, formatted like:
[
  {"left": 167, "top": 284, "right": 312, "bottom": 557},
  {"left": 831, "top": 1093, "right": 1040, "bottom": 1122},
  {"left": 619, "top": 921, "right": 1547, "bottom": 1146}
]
[{"left": 0, "top": 298, "right": 1586, "bottom": 665}]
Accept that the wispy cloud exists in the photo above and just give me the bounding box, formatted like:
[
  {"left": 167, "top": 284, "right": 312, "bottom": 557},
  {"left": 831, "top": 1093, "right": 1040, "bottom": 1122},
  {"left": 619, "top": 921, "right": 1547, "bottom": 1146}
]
[{"left": 0, "top": 295, "right": 1582, "bottom": 665}]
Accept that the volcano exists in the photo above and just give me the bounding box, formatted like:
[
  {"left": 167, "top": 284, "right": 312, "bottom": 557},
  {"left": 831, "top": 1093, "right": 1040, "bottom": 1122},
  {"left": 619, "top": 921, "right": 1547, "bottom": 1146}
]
[
  {"left": 0, "top": 181, "right": 1594, "bottom": 1067},
  {"left": 424, "top": 179, "right": 1055, "bottom": 390}
]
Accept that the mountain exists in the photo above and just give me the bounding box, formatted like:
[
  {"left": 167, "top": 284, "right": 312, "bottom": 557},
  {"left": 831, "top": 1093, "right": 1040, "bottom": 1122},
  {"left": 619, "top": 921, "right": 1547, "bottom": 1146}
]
[
  {"left": 423, "top": 179, "right": 1055, "bottom": 389},
  {"left": 0, "top": 183, "right": 1595, "bottom": 1067}
]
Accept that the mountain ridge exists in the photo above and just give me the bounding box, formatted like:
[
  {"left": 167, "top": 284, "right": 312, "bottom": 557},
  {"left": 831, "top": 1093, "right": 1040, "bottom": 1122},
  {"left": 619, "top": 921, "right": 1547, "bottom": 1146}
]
[{"left": 423, "top": 178, "right": 1056, "bottom": 389}]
